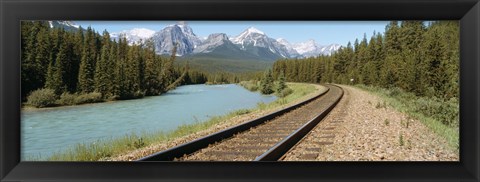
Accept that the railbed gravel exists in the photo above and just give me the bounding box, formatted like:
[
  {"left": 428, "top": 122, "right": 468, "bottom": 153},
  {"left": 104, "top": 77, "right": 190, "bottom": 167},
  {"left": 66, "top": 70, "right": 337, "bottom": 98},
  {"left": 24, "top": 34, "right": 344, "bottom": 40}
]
[
  {"left": 102, "top": 84, "right": 326, "bottom": 161},
  {"left": 282, "top": 85, "right": 459, "bottom": 161}
]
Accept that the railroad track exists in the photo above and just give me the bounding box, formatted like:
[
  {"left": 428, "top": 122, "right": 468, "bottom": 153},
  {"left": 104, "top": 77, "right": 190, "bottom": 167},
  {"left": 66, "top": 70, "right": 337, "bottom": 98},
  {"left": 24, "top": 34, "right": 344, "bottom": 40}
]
[{"left": 139, "top": 84, "right": 343, "bottom": 161}]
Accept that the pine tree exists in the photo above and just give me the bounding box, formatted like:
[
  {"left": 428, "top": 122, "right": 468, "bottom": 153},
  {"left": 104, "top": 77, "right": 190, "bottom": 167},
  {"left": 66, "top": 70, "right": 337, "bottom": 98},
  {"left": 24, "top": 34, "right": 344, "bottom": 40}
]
[
  {"left": 381, "top": 21, "right": 402, "bottom": 87},
  {"left": 260, "top": 69, "right": 274, "bottom": 94},
  {"left": 94, "top": 30, "right": 113, "bottom": 97},
  {"left": 161, "top": 43, "right": 177, "bottom": 91},
  {"left": 114, "top": 37, "right": 128, "bottom": 98},
  {"left": 276, "top": 72, "right": 287, "bottom": 93},
  {"left": 52, "top": 42, "right": 68, "bottom": 94},
  {"left": 77, "top": 27, "right": 97, "bottom": 93},
  {"left": 124, "top": 44, "right": 142, "bottom": 98}
]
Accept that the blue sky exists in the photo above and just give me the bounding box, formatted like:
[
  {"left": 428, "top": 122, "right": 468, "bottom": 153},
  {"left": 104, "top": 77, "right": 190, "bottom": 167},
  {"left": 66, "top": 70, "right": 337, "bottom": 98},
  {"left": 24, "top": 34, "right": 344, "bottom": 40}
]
[{"left": 75, "top": 21, "right": 389, "bottom": 46}]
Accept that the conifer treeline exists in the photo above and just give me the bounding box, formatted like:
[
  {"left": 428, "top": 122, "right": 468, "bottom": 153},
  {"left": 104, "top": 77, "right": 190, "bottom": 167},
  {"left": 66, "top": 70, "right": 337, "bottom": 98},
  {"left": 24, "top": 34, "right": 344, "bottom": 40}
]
[
  {"left": 273, "top": 21, "right": 459, "bottom": 100},
  {"left": 21, "top": 21, "right": 208, "bottom": 101}
]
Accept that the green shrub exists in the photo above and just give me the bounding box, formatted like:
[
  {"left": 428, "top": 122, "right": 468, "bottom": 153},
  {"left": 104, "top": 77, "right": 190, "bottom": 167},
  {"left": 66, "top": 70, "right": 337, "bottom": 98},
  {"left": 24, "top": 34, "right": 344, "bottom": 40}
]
[
  {"left": 57, "top": 92, "right": 78, "bottom": 105},
  {"left": 256, "top": 102, "right": 267, "bottom": 110},
  {"left": 238, "top": 80, "right": 259, "bottom": 92},
  {"left": 375, "top": 101, "right": 387, "bottom": 109},
  {"left": 233, "top": 109, "right": 251, "bottom": 115},
  {"left": 248, "top": 84, "right": 259, "bottom": 92},
  {"left": 399, "top": 134, "right": 404, "bottom": 146},
  {"left": 26, "top": 88, "right": 57, "bottom": 108},
  {"left": 74, "top": 92, "right": 103, "bottom": 105},
  {"left": 276, "top": 87, "right": 293, "bottom": 98},
  {"left": 387, "top": 87, "right": 403, "bottom": 97},
  {"left": 411, "top": 96, "right": 459, "bottom": 127},
  {"left": 133, "top": 90, "right": 146, "bottom": 99}
]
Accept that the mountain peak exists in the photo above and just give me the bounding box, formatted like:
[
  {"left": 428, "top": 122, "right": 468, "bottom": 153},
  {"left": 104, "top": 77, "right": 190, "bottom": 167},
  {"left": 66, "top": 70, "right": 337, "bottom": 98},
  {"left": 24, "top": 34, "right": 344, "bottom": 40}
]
[
  {"left": 208, "top": 33, "right": 229, "bottom": 39},
  {"left": 177, "top": 21, "right": 187, "bottom": 25},
  {"left": 306, "top": 39, "right": 316, "bottom": 44},
  {"left": 276, "top": 38, "right": 290, "bottom": 45},
  {"left": 193, "top": 33, "right": 232, "bottom": 54},
  {"left": 48, "top": 21, "right": 80, "bottom": 29},
  {"left": 292, "top": 39, "right": 319, "bottom": 55},
  {"left": 246, "top": 27, "right": 265, "bottom": 35},
  {"left": 231, "top": 27, "right": 267, "bottom": 45},
  {"left": 151, "top": 21, "right": 202, "bottom": 56},
  {"left": 127, "top": 28, "right": 155, "bottom": 37},
  {"left": 110, "top": 28, "right": 155, "bottom": 45}
]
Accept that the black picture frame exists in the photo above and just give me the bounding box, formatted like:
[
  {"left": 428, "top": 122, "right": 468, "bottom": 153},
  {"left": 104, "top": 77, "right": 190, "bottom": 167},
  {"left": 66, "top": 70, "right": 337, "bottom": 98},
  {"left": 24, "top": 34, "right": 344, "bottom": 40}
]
[{"left": 1, "top": 0, "right": 479, "bottom": 181}]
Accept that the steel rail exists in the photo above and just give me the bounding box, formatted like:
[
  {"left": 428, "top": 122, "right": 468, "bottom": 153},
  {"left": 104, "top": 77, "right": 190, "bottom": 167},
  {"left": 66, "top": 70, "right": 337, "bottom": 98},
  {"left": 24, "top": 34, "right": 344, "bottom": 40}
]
[
  {"left": 138, "top": 84, "right": 330, "bottom": 161},
  {"left": 255, "top": 84, "right": 343, "bottom": 161}
]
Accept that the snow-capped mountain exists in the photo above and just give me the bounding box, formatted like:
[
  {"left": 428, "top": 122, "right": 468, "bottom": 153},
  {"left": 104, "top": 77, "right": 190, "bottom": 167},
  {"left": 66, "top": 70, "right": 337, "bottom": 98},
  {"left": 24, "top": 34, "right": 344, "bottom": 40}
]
[
  {"left": 111, "top": 23, "right": 340, "bottom": 59},
  {"left": 193, "top": 33, "right": 232, "bottom": 53},
  {"left": 231, "top": 27, "right": 265, "bottom": 45},
  {"left": 176, "top": 21, "right": 202, "bottom": 48},
  {"left": 292, "top": 39, "right": 318, "bottom": 55},
  {"left": 319, "top": 44, "right": 342, "bottom": 56},
  {"left": 111, "top": 28, "right": 155, "bottom": 45},
  {"left": 48, "top": 21, "right": 81, "bottom": 32},
  {"left": 230, "top": 27, "right": 292, "bottom": 58},
  {"left": 150, "top": 22, "right": 201, "bottom": 56},
  {"left": 276, "top": 38, "right": 301, "bottom": 58},
  {"left": 277, "top": 39, "right": 342, "bottom": 58}
]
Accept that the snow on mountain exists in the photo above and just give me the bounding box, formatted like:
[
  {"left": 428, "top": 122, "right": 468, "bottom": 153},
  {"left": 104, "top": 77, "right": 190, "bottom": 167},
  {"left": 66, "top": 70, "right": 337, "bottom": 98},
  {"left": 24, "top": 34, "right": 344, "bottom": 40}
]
[
  {"left": 231, "top": 27, "right": 265, "bottom": 45},
  {"left": 151, "top": 22, "right": 201, "bottom": 56},
  {"left": 111, "top": 23, "right": 340, "bottom": 59},
  {"left": 59, "top": 21, "right": 79, "bottom": 29},
  {"left": 319, "top": 44, "right": 342, "bottom": 56},
  {"left": 230, "top": 27, "right": 291, "bottom": 58},
  {"left": 48, "top": 21, "right": 79, "bottom": 29},
  {"left": 175, "top": 21, "right": 202, "bottom": 48},
  {"left": 48, "top": 21, "right": 81, "bottom": 32},
  {"left": 280, "top": 39, "right": 342, "bottom": 58},
  {"left": 193, "top": 33, "right": 230, "bottom": 53},
  {"left": 111, "top": 28, "right": 155, "bottom": 45},
  {"left": 276, "top": 38, "right": 301, "bottom": 58},
  {"left": 292, "top": 39, "right": 319, "bottom": 55}
]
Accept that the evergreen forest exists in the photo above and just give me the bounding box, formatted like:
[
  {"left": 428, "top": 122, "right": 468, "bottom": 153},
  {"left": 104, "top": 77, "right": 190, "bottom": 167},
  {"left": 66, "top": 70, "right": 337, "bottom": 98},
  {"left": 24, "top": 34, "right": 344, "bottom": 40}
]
[
  {"left": 21, "top": 21, "right": 251, "bottom": 106},
  {"left": 272, "top": 21, "right": 459, "bottom": 101}
]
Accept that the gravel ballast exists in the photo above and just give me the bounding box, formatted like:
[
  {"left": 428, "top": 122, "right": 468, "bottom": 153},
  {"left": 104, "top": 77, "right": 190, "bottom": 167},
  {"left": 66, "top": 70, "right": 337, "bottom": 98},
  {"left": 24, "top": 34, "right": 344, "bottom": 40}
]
[{"left": 283, "top": 85, "right": 459, "bottom": 161}]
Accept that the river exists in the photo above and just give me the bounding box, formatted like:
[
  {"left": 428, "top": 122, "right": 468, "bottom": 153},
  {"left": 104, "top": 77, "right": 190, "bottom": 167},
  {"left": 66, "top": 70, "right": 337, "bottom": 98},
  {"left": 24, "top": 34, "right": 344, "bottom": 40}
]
[{"left": 21, "top": 84, "right": 277, "bottom": 160}]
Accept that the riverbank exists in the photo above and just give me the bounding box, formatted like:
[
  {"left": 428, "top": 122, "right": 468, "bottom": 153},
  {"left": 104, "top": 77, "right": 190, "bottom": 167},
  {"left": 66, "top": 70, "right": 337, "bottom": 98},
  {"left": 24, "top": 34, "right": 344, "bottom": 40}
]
[
  {"left": 45, "top": 83, "right": 324, "bottom": 161},
  {"left": 283, "top": 85, "right": 458, "bottom": 161}
]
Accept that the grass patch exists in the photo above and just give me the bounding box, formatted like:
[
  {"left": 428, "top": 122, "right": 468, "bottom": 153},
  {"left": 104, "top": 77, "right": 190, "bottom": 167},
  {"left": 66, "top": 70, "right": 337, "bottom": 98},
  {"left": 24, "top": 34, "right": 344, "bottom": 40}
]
[
  {"left": 355, "top": 84, "right": 459, "bottom": 151},
  {"left": 375, "top": 101, "right": 387, "bottom": 109},
  {"left": 399, "top": 134, "right": 404, "bottom": 146},
  {"left": 43, "top": 82, "right": 319, "bottom": 161},
  {"left": 238, "top": 80, "right": 260, "bottom": 92},
  {"left": 384, "top": 119, "right": 390, "bottom": 126}
]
